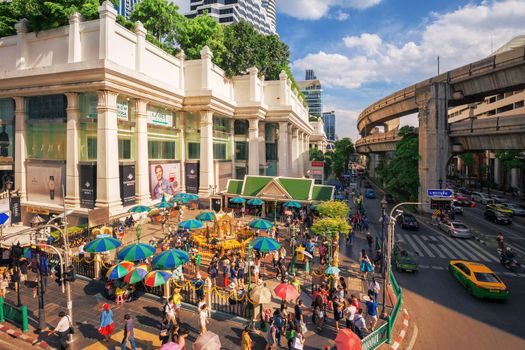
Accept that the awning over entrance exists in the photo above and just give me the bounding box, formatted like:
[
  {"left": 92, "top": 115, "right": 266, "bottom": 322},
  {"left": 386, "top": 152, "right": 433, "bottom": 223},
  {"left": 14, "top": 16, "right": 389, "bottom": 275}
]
[{"left": 224, "top": 175, "right": 335, "bottom": 203}]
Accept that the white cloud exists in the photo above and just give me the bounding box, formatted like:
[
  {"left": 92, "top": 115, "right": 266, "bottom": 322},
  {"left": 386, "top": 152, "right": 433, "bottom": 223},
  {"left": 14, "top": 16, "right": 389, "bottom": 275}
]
[
  {"left": 278, "top": 0, "right": 381, "bottom": 20},
  {"left": 331, "top": 10, "right": 350, "bottom": 21},
  {"left": 292, "top": 0, "right": 525, "bottom": 90},
  {"left": 169, "top": 0, "right": 190, "bottom": 14}
]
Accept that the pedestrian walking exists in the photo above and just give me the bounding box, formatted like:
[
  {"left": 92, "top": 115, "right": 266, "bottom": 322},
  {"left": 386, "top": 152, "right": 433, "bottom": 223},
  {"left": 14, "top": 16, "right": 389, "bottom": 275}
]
[
  {"left": 241, "top": 326, "right": 253, "bottom": 350},
  {"left": 172, "top": 288, "right": 183, "bottom": 323},
  {"left": 365, "top": 295, "right": 379, "bottom": 331},
  {"left": 121, "top": 314, "right": 136, "bottom": 350},
  {"left": 199, "top": 303, "right": 209, "bottom": 334},
  {"left": 344, "top": 299, "right": 357, "bottom": 330},
  {"left": 48, "top": 311, "right": 72, "bottom": 350},
  {"left": 360, "top": 250, "right": 373, "bottom": 279},
  {"left": 285, "top": 313, "right": 296, "bottom": 350},
  {"left": 292, "top": 327, "right": 305, "bottom": 350},
  {"left": 265, "top": 317, "right": 277, "bottom": 350},
  {"left": 178, "top": 328, "right": 189, "bottom": 350},
  {"left": 496, "top": 232, "right": 505, "bottom": 251},
  {"left": 164, "top": 299, "right": 177, "bottom": 326},
  {"left": 353, "top": 309, "right": 368, "bottom": 339},
  {"left": 98, "top": 303, "right": 114, "bottom": 342}
]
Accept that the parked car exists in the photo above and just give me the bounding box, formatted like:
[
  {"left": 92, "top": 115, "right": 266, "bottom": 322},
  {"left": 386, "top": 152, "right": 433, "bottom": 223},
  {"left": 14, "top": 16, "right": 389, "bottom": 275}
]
[
  {"left": 484, "top": 209, "right": 512, "bottom": 225},
  {"left": 451, "top": 201, "right": 464, "bottom": 215},
  {"left": 487, "top": 203, "right": 513, "bottom": 216},
  {"left": 471, "top": 192, "right": 494, "bottom": 205},
  {"left": 365, "top": 189, "right": 376, "bottom": 199},
  {"left": 490, "top": 195, "right": 506, "bottom": 204},
  {"left": 448, "top": 260, "right": 509, "bottom": 300},
  {"left": 393, "top": 241, "right": 419, "bottom": 272},
  {"left": 438, "top": 221, "right": 472, "bottom": 238},
  {"left": 397, "top": 213, "right": 419, "bottom": 230},
  {"left": 502, "top": 202, "right": 525, "bottom": 216}
]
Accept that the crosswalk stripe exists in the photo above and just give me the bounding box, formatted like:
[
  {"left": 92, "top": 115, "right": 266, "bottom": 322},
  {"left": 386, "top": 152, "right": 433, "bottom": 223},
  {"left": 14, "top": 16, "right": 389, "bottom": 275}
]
[
  {"left": 433, "top": 235, "right": 470, "bottom": 260},
  {"left": 454, "top": 239, "right": 499, "bottom": 263},
  {"left": 409, "top": 235, "right": 436, "bottom": 258},
  {"left": 420, "top": 236, "right": 447, "bottom": 258},
  {"left": 507, "top": 243, "right": 525, "bottom": 256},
  {"left": 398, "top": 233, "right": 426, "bottom": 257},
  {"left": 451, "top": 238, "right": 493, "bottom": 262},
  {"left": 440, "top": 235, "right": 482, "bottom": 261}
]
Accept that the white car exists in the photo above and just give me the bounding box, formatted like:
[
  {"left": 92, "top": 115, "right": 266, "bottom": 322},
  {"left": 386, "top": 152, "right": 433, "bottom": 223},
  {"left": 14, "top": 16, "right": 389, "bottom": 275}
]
[
  {"left": 438, "top": 221, "right": 472, "bottom": 238},
  {"left": 470, "top": 192, "right": 493, "bottom": 205},
  {"left": 502, "top": 203, "right": 525, "bottom": 216},
  {"left": 451, "top": 201, "right": 463, "bottom": 214}
]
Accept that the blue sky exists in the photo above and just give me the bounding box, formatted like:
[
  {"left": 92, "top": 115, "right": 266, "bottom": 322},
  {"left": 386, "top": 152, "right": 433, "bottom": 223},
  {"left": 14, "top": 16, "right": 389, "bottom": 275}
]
[{"left": 173, "top": 0, "right": 525, "bottom": 141}]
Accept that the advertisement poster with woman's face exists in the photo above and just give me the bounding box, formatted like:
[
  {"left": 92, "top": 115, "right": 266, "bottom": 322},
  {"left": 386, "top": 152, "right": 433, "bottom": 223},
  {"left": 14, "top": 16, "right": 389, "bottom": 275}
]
[{"left": 150, "top": 163, "right": 181, "bottom": 199}]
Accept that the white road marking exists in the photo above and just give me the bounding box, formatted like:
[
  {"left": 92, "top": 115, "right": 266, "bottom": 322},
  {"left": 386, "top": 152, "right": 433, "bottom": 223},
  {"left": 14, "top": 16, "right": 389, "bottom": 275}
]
[
  {"left": 444, "top": 236, "right": 488, "bottom": 262},
  {"left": 410, "top": 235, "right": 436, "bottom": 258},
  {"left": 406, "top": 324, "right": 419, "bottom": 350},
  {"left": 433, "top": 235, "right": 469, "bottom": 260},
  {"left": 421, "top": 236, "right": 447, "bottom": 258}
]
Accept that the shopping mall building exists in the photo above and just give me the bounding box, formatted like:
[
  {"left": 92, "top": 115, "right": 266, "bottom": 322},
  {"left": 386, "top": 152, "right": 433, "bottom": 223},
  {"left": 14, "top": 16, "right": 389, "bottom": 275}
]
[{"left": 0, "top": 2, "right": 324, "bottom": 225}]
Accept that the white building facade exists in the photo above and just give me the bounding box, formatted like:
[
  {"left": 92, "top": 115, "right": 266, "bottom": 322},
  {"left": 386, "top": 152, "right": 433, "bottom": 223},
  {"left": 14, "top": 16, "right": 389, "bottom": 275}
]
[{"left": 0, "top": 2, "right": 312, "bottom": 224}]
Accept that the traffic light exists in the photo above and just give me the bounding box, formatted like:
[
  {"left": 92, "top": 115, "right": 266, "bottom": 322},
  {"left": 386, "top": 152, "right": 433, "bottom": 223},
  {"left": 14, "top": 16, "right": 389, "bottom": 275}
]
[
  {"left": 431, "top": 199, "right": 452, "bottom": 211},
  {"left": 63, "top": 265, "right": 76, "bottom": 282},
  {"left": 54, "top": 265, "right": 63, "bottom": 285}
]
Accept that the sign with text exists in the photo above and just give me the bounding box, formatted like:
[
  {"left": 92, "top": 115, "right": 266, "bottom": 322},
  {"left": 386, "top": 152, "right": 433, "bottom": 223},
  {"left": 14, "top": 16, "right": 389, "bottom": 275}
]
[
  {"left": 79, "top": 164, "right": 97, "bottom": 209},
  {"left": 147, "top": 106, "right": 173, "bottom": 127},
  {"left": 9, "top": 196, "right": 21, "bottom": 224},
  {"left": 119, "top": 164, "right": 136, "bottom": 205},
  {"left": 185, "top": 162, "right": 200, "bottom": 194},
  {"left": 116, "top": 100, "right": 129, "bottom": 120},
  {"left": 427, "top": 189, "right": 453, "bottom": 198},
  {"left": 310, "top": 161, "right": 324, "bottom": 185}
]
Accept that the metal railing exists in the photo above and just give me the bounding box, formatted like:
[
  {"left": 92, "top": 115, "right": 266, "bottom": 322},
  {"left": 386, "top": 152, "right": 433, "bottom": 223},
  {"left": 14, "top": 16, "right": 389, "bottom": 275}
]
[{"left": 0, "top": 297, "right": 29, "bottom": 332}]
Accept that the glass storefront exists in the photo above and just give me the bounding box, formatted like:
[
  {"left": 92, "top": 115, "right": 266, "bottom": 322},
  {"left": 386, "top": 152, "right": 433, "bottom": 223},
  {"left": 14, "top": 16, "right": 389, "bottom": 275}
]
[
  {"left": 265, "top": 123, "right": 278, "bottom": 176},
  {"left": 184, "top": 112, "right": 200, "bottom": 160},
  {"left": 118, "top": 97, "right": 135, "bottom": 161},
  {"left": 148, "top": 110, "right": 180, "bottom": 160},
  {"left": 213, "top": 115, "right": 231, "bottom": 160},
  {"left": 79, "top": 92, "right": 98, "bottom": 161},
  {"left": 26, "top": 95, "right": 67, "bottom": 160},
  {"left": 0, "top": 99, "right": 15, "bottom": 190}
]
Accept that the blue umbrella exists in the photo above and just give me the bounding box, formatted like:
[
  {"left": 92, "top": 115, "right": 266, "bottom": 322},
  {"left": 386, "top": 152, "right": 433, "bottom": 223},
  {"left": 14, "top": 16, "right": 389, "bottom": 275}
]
[
  {"left": 196, "top": 212, "right": 215, "bottom": 222},
  {"left": 230, "top": 197, "right": 246, "bottom": 204},
  {"left": 325, "top": 266, "right": 340, "bottom": 275},
  {"left": 128, "top": 205, "right": 151, "bottom": 213},
  {"left": 185, "top": 193, "right": 199, "bottom": 201},
  {"left": 117, "top": 243, "right": 156, "bottom": 261},
  {"left": 172, "top": 193, "right": 189, "bottom": 202},
  {"left": 249, "top": 219, "right": 273, "bottom": 231},
  {"left": 84, "top": 235, "right": 122, "bottom": 253},
  {"left": 283, "top": 201, "right": 302, "bottom": 208},
  {"left": 250, "top": 237, "right": 281, "bottom": 253},
  {"left": 178, "top": 219, "right": 203, "bottom": 230},
  {"left": 247, "top": 198, "right": 264, "bottom": 206},
  {"left": 157, "top": 194, "right": 173, "bottom": 209},
  {"left": 152, "top": 249, "right": 190, "bottom": 269}
]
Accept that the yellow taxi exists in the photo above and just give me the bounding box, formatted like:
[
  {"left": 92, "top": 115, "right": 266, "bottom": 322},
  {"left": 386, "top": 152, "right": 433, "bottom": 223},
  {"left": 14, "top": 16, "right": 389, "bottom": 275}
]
[
  {"left": 487, "top": 203, "right": 513, "bottom": 216},
  {"left": 448, "top": 260, "right": 509, "bottom": 300}
]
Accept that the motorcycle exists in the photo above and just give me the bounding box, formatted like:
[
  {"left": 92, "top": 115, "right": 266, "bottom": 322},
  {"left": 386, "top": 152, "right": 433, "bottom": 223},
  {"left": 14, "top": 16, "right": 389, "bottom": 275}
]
[{"left": 500, "top": 249, "right": 519, "bottom": 272}]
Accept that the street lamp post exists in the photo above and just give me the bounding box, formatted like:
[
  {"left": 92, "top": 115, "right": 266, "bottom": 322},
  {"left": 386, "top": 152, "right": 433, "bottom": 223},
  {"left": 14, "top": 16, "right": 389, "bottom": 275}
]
[
  {"left": 379, "top": 198, "right": 387, "bottom": 317},
  {"left": 6, "top": 179, "right": 12, "bottom": 227}
]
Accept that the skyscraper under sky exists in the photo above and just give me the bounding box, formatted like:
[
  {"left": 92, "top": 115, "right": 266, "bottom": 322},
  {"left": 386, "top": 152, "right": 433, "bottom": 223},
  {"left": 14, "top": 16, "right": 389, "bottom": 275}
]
[
  {"left": 297, "top": 70, "right": 323, "bottom": 118},
  {"left": 322, "top": 111, "right": 336, "bottom": 142},
  {"left": 186, "top": 0, "right": 276, "bottom": 35},
  {"left": 115, "top": 0, "right": 141, "bottom": 18}
]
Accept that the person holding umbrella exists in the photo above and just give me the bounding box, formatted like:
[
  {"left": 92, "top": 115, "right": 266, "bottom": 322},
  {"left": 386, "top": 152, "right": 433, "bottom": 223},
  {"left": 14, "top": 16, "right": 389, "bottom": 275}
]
[{"left": 98, "top": 303, "right": 114, "bottom": 342}]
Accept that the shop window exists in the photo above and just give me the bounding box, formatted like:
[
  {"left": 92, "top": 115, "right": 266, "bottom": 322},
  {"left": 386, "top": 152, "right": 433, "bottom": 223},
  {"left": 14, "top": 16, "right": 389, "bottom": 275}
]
[
  {"left": 515, "top": 100, "right": 524, "bottom": 109},
  {"left": 213, "top": 116, "right": 231, "bottom": 138},
  {"left": 234, "top": 120, "right": 248, "bottom": 135},
  {"left": 188, "top": 142, "right": 200, "bottom": 159},
  {"left": 80, "top": 121, "right": 97, "bottom": 161},
  {"left": 79, "top": 93, "right": 98, "bottom": 119},
  {"left": 213, "top": 143, "right": 227, "bottom": 160},
  {"left": 26, "top": 95, "right": 67, "bottom": 120},
  {"left": 0, "top": 99, "right": 15, "bottom": 160},
  {"left": 266, "top": 143, "right": 277, "bottom": 161},
  {"left": 235, "top": 141, "right": 248, "bottom": 161},
  {"left": 235, "top": 166, "right": 246, "bottom": 180},
  {"left": 118, "top": 138, "right": 132, "bottom": 160},
  {"left": 148, "top": 140, "right": 176, "bottom": 160}
]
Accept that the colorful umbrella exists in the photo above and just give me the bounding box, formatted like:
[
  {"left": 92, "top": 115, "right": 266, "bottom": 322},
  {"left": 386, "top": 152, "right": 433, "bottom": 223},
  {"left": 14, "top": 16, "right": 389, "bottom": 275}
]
[
  {"left": 128, "top": 205, "right": 152, "bottom": 213},
  {"left": 144, "top": 270, "right": 171, "bottom": 287},
  {"left": 335, "top": 328, "right": 362, "bottom": 350},
  {"left": 249, "top": 285, "right": 272, "bottom": 304},
  {"left": 117, "top": 243, "right": 156, "bottom": 262},
  {"left": 196, "top": 212, "right": 215, "bottom": 222},
  {"left": 247, "top": 198, "right": 264, "bottom": 206},
  {"left": 250, "top": 237, "right": 281, "bottom": 253},
  {"left": 185, "top": 193, "right": 199, "bottom": 201},
  {"left": 229, "top": 197, "right": 246, "bottom": 204},
  {"left": 283, "top": 201, "right": 302, "bottom": 208},
  {"left": 193, "top": 331, "right": 221, "bottom": 350},
  {"left": 157, "top": 201, "right": 173, "bottom": 209},
  {"left": 273, "top": 282, "right": 300, "bottom": 301},
  {"left": 178, "top": 219, "right": 203, "bottom": 230},
  {"left": 325, "top": 266, "right": 341, "bottom": 275},
  {"left": 152, "top": 249, "right": 190, "bottom": 269},
  {"left": 249, "top": 219, "right": 273, "bottom": 231},
  {"left": 124, "top": 265, "right": 149, "bottom": 284},
  {"left": 84, "top": 235, "right": 122, "bottom": 253},
  {"left": 172, "top": 193, "right": 189, "bottom": 201},
  {"left": 106, "top": 261, "right": 134, "bottom": 280}
]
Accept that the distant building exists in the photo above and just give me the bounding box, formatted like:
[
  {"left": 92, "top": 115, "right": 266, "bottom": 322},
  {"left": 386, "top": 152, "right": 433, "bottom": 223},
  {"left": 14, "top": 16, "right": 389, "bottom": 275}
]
[
  {"left": 186, "top": 0, "right": 276, "bottom": 35},
  {"left": 322, "top": 111, "right": 336, "bottom": 142},
  {"left": 297, "top": 70, "right": 323, "bottom": 118},
  {"left": 115, "top": 0, "right": 141, "bottom": 18}
]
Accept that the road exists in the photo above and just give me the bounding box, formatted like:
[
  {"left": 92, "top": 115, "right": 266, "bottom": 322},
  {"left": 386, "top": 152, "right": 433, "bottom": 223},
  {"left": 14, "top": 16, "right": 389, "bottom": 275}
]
[{"left": 359, "top": 181, "right": 525, "bottom": 350}]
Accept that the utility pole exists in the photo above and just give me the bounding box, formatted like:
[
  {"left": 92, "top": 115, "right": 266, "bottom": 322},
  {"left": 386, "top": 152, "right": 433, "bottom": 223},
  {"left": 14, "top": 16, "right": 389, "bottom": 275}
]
[{"left": 62, "top": 186, "right": 74, "bottom": 343}]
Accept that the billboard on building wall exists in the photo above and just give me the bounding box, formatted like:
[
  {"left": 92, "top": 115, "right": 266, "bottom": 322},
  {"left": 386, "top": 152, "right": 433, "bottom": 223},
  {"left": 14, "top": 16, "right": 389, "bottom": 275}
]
[
  {"left": 185, "top": 162, "right": 200, "bottom": 194},
  {"left": 150, "top": 163, "right": 181, "bottom": 200},
  {"left": 26, "top": 163, "right": 66, "bottom": 205},
  {"left": 79, "top": 164, "right": 97, "bottom": 209},
  {"left": 9, "top": 196, "right": 21, "bottom": 223},
  {"left": 119, "top": 164, "right": 136, "bottom": 205}
]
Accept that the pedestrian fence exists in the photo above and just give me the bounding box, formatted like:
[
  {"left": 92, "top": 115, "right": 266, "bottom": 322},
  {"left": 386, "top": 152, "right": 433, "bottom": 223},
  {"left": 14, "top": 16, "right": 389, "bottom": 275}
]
[
  {"left": 361, "top": 270, "right": 403, "bottom": 350},
  {"left": 0, "top": 297, "right": 29, "bottom": 333},
  {"left": 71, "top": 256, "right": 96, "bottom": 279}
]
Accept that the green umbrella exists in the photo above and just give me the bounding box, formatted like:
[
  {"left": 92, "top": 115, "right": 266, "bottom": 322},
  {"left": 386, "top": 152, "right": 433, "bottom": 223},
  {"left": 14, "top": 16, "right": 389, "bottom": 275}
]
[
  {"left": 249, "top": 237, "right": 281, "bottom": 253},
  {"left": 144, "top": 270, "right": 171, "bottom": 287},
  {"left": 128, "top": 205, "right": 151, "bottom": 213},
  {"left": 106, "top": 261, "right": 134, "bottom": 280},
  {"left": 117, "top": 243, "right": 156, "bottom": 261},
  {"left": 152, "top": 249, "right": 190, "bottom": 269},
  {"left": 325, "top": 266, "right": 340, "bottom": 275},
  {"left": 185, "top": 193, "right": 199, "bottom": 201},
  {"left": 196, "top": 212, "right": 215, "bottom": 222},
  {"left": 247, "top": 198, "right": 264, "bottom": 206},
  {"left": 84, "top": 235, "right": 122, "bottom": 253},
  {"left": 229, "top": 197, "right": 246, "bottom": 204},
  {"left": 249, "top": 219, "right": 273, "bottom": 231},
  {"left": 124, "top": 264, "right": 149, "bottom": 284},
  {"left": 178, "top": 219, "right": 203, "bottom": 230},
  {"left": 283, "top": 201, "right": 302, "bottom": 208}
]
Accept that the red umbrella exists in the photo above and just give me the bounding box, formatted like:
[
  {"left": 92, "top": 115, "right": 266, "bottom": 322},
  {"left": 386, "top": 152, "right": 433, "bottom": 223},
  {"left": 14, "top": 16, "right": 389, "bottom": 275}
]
[
  {"left": 335, "top": 329, "right": 362, "bottom": 350},
  {"left": 273, "top": 282, "right": 300, "bottom": 301}
]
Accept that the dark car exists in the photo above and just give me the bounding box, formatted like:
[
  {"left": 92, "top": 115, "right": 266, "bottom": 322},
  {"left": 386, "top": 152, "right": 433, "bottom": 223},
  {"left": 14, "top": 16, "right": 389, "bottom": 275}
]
[
  {"left": 484, "top": 209, "right": 512, "bottom": 225},
  {"left": 397, "top": 213, "right": 419, "bottom": 230},
  {"left": 365, "top": 189, "right": 376, "bottom": 199},
  {"left": 385, "top": 193, "right": 395, "bottom": 204},
  {"left": 458, "top": 187, "right": 472, "bottom": 195},
  {"left": 364, "top": 181, "right": 372, "bottom": 188}
]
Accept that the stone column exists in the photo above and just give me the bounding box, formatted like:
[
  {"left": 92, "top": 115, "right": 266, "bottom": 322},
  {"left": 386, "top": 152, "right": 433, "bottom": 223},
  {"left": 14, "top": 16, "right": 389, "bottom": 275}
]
[
  {"left": 134, "top": 21, "right": 146, "bottom": 73},
  {"left": 417, "top": 83, "right": 450, "bottom": 212},
  {"left": 510, "top": 168, "right": 520, "bottom": 188},
  {"left": 134, "top": 99, "right": 150, "bottom": 203},
  {"left": 201, "top": 46, "right": 213, "bottom": 90},
  {"left": 258, "top": 121, "right": 266, "bottom": 175},
  {"left": 288, "top": 126, "right": 294, "bottom": 176},
  {"left": 291, "top": 128, "right": 299, "bottom": 177},
  {"left": 230, "top": 119, "right": 236, "bottom": 179},
  {"left": 493, "top": 157, "right": 501, "bottom": 185},
  {"left": 15, "top": 19, "right": 28, "bottom": 69},
  {"left": 68, "top": 13, "right": 82, "bottom": 63},
  {"left": 179, "top": 114, "right": 186, "bottom": 192},
  {"left": 278, "top": 122, "right": 289, "bottom": 176},
  {"left": 13, "top": 97, "right": 26, "bottom": 200},
  {"left": 248, "top": 118, "right": 259, "bottom": 175},
  {"left": 64, "top": 93, "right": 81, "bottom": 207},
  {"left": 98, "top": 0, "right": 117, "bottom": 60},
  {"left": 299, "top": 132, "right": 306, "bottom": 177},
  {"left": 96, "top": 90, "right": 122, "bottom": 210},
  {"left": 198, "top": 111, "right": 214, "bottom": 197}
]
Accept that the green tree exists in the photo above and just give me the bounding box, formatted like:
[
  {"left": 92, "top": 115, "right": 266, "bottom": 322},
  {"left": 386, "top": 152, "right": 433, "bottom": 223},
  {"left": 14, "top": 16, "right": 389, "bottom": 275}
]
[
  {"left": 311, "top": 217, "right": 350, "bottom": 237},
  {"left": 309, "top": 147, "right": 324, "bottom": 161},
  {"left": 495, "top": 150, "right": 525, "bottom": 192},
  {"left": 331, "top": 137, "right": 355, "bottom": 178},
  {"left": 323, "top": 151, "right": 334, "bottom": 178},
  {"left": 172, "top": 13, "right": 227, "bottom": 65},
  {"left": 316, "top": 200, "right": 350, "bottom": 219},
  {"left": 379, "top": 126, "right": 419, "bottom": 201},
  {"left": 130, "top": 0, "right": 181, "bottom": 42},
  {"left": 0, "top": 2, "right": 16, "bottom": 37}
]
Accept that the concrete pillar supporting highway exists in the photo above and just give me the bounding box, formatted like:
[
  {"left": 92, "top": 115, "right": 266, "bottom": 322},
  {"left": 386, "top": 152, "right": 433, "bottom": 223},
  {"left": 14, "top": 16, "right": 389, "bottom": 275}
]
[
  {"left": 493, "top": 158, "right": 501, "bottom": 185},
  {"left": 417, "top": 83, "right": 451, "bottom": 212},
  {"left": 368, "top": 154, "right": 378, "bottom": 178},
  {"left": 510, "top": 168, "right": 520, "bottom": 189}
]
